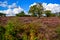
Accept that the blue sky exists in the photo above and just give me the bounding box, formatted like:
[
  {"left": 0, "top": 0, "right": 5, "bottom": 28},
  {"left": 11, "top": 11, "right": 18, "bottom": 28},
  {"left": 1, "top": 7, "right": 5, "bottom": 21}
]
[
  {"left": 0, "top": 0, "right": 60, "bottom": 16},
  {"left": 0, "top": 0, "right": 60, "bottom": 11}
]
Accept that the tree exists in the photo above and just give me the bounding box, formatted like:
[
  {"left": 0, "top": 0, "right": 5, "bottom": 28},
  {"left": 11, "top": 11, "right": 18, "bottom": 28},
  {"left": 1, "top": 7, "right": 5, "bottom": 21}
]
[
  {"left": 57, "top": 12, "right": 60, "bottom": 17},
  {"left": 58, "top": 12, "right": 60, "bottom": 17},
  {"left": 28, "top": 3, "right": 44, "bottom": 18},
  {"left": 0, "top": 13, "right": 6, "bottom": 17},
  {"left": 45, "top": 10, "right": 56, "bottom": 17},
  {"left": 16, "top": 11, "right": 25, "bottom": 17}
]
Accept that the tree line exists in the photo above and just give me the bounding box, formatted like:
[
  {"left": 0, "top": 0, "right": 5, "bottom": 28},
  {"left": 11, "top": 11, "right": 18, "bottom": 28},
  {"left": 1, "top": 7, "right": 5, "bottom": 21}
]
[{"left": 0, "top": 13, "right": 6, "bottom": 17}]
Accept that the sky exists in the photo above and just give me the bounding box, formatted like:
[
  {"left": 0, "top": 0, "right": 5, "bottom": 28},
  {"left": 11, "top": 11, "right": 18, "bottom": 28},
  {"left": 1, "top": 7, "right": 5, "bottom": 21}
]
[{"left": 0, "top": 0, "right": 60, "bottom": 16}]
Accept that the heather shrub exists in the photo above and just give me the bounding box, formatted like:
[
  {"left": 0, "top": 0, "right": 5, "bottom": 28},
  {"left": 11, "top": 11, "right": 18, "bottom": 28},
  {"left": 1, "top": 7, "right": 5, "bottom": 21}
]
[
  {"left": 28, "top": 21, "right": 47, "bottom": 40},
  {"left": 4, "top": 21, "right": 15, "bottom": 40},
  {"left": 0, "top": 26, "right": 5, "bottom": 40},
  {"left": 4, "top": 17, "right": 29, "bottom": 40},
  {"left": 4, "top": 17, "right": 44, "bottom": 40},
  {"left": 55, "top": 25, "right": 60, "bottom": 40}
]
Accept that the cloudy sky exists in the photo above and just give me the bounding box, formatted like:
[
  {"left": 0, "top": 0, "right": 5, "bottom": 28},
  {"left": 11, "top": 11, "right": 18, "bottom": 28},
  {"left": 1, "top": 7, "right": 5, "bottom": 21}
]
[{"left": 0, "top": 0, "right": 60, "bottom": 16}]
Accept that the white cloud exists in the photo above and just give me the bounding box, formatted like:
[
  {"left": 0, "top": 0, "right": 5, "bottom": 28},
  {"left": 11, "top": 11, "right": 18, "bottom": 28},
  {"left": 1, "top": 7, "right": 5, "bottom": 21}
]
[
  {"left": 29, "top": 3, "right": 60, "bottom": 13},
  {"left": 0, "top": 1, "right": 7, "bottom": 7},
  {"left": 8, "top": 3, "right": 17, "bottom": 9},
  {"left": 0, "top": 1, "right": 23, "bottom": 16},
  {"left": 5, "top": 9, "right": 14, "bottom": 16},
  {"left": 29, "top": 3, "right": 37, "bottom": 7},
  {"left": 0, "top": 1, "right": 18, "bottom": 9},
  {"left": 13, "top": 6, "right": 23, "bottom": 14},
  {"left": 0, "top": 6, "right": 23, "bottom": 16},
  {"left": 42, "top": 3, "right": 60, "bottom": 13}
]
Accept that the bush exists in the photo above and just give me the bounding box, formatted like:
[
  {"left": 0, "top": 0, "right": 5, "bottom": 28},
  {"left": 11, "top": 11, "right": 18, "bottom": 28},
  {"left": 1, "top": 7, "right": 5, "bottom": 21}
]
[
  {"left": 16, "top": 11, "right": 25, "bottom": 17},
  {"left": 55, "top": 26, "right": 60, "bottom": 40},
  {"left": 0, "top": 26, "right": 5, "bottom": 40},
  {"left": 3, "top": 17, "right": 42, "bottom": 40},
  {"left": 45, "top": 10, "right": 56, "bottom": 17}
]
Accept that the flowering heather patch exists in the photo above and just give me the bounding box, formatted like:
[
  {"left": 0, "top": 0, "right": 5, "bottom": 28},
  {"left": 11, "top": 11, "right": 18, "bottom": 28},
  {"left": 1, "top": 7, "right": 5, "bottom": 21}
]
[
  {"left": 0, "top": 17, "right": 60, "bottom": 26},
  {"left": 0, "top": 17, "right": 60, "bottom": 40},
  {"left": 0, "top": 17, "right": 8, "bottom": 26}
]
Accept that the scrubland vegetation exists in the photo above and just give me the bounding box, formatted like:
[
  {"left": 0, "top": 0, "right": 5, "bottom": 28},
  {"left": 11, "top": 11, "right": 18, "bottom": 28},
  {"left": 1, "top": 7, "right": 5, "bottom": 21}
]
[{"left": 0, "top": 17, "right": 60, "bottom": 40}]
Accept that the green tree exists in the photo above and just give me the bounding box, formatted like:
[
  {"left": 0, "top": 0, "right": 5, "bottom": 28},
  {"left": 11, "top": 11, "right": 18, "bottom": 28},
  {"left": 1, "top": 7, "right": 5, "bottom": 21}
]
[
  {"left": 28, "top": 3, "right": 44, "bottom": 18},
  {"left": 45, "top": 10, "right": 56, "bottom": 17},
  {"left": 58, "top": 12, "right": 60, "bottom": 17},
  {"left": 0, "top": 13, "right": 6, "bottom": 17},
  {"left": 16, "top": 11, "right": 25, "bottom": 17}
]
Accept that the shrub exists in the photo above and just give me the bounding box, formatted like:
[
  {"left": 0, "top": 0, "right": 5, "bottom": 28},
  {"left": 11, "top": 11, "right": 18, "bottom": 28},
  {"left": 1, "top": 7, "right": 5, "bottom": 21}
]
[
  {"left": 55, "top": 26, "right": 60, "bottom": 40},
  {"left": 4, "top": 17, "right": 40, "bottom": 40},
  {"left": 0, "top": 26, "right": 5, "bottom": 40},
  {"left": 16, "top": 11, "right": 25, "bottom": 17}
]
